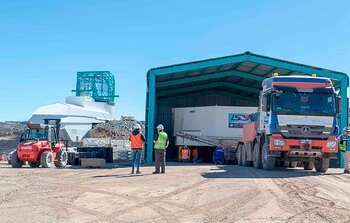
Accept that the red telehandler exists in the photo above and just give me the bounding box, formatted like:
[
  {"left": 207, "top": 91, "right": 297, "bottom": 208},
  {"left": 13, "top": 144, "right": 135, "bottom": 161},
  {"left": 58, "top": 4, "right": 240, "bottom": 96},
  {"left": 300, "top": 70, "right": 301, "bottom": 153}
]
[{"left": 11, "top": 119, "right": 68, "bottom": 168}]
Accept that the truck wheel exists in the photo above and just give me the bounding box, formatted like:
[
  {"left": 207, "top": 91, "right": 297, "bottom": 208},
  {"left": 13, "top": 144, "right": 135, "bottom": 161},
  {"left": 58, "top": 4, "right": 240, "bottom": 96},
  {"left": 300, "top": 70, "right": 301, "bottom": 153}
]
[
  {"left": 40, "top": 151, "right": 54, "bottom": 168},
  {"left": 253, "top": 143, "right": 263, "bottom": 169},
  {"left": 11, "top": 151, "right": 23, "bottom": 168},
  {"left": 28, "top": 161, "right": 40, "bottom": 168},
  {"left": 241, "top": 144, "right": 251, "bottom": 167},
  {"left": 54, "top": 150, "right": 68, "bottom": 168},
  {"left": 237, "top": 144, "right": 243, "bottom": 166},
  {"left": 303, "top": 161, "right": 314, "bottom": 170},
  {"left": 289, "top": 161, "right": 298, "bottom": 168},
  {"left": 262, "top": 143, "right": 275, "bottom": 171},
  {"left": 315, "top": 158, "right": 330, "bottom": 173}
]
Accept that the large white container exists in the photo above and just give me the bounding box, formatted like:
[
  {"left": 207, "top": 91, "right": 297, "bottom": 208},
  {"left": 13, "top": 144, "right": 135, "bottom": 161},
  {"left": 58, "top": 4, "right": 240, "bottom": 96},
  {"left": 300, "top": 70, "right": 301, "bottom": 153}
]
[
  {"left": 29, "top": 96, "right": 115, "bottom": 142},
  {"left": 173, "top": 106, "right": 258, "bottom": 147}
]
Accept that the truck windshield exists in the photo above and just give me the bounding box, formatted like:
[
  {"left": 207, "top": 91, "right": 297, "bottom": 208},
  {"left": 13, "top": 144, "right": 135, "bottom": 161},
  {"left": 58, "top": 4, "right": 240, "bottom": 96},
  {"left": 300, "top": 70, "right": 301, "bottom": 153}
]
[
  {"left": 272, "top": 92, "right": 335, "bottom": 116},
  {"left": 21, "top": 128, "right": 48, "bottom": 141}
]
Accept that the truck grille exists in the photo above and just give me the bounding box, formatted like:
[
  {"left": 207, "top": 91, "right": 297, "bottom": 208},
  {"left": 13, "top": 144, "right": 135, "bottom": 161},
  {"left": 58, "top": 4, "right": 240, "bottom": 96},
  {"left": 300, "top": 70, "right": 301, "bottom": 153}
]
[{"left": 278, "top": 125, "right": 333, "bottom": 139}]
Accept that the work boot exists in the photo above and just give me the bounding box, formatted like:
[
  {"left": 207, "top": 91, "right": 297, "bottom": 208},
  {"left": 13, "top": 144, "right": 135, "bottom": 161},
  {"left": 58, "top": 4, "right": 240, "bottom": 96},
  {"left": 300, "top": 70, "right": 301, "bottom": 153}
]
[
  {"left": 136, "top": 170, "right": 141, "bottom": 174},
  {"left": 344, "top": 169, "right": 349, "bottom": 174}
]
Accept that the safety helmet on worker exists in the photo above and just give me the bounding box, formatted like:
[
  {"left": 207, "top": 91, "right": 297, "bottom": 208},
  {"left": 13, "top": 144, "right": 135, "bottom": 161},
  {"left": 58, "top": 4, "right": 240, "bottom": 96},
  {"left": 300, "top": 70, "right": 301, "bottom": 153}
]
[
  {"left": 133, "top": 124, "right": 141, "bottom": 130},
  {"left": 156, "top": 124, "right": 164, "bottom": 130},
  {"left": 343, "top": 127, "right": 350, "bottom": 132}
]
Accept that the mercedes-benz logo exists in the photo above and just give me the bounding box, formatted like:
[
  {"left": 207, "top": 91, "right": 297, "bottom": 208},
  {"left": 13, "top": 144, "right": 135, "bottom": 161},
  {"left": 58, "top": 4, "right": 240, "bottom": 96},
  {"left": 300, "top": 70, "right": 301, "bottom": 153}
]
[{"left": 301, "top": 126, "right": 311, "bottom": 135}]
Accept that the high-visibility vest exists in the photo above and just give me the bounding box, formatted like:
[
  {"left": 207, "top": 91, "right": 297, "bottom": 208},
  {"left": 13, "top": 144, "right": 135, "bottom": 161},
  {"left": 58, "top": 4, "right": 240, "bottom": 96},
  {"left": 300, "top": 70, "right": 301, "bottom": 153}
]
[
  {"left": 339, "top": 135, "right": 347, "bottom": 152},
  {"left": 182, "top": 148, "right": 190, "bottom": 160},
  {"left": 192, "top": 148, "right": 198, "bottom": 158},
  {"left": 154, "top": 132, "right": 168, "bottom": 149},
  {"left": 130, "top": 132, "right": 143, "bottom": 149}
]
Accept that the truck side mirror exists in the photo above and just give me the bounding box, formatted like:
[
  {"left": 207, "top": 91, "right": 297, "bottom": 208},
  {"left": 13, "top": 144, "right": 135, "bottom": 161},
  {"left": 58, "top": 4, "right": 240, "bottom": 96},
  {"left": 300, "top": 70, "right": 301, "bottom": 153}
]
[{"left": 336, "top": 96, "right": 342, "bottom": 114}]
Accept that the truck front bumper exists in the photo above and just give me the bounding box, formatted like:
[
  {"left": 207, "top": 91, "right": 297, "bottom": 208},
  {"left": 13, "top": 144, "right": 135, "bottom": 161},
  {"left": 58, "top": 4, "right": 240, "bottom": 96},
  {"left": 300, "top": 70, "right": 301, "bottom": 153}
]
[{"left": 269, "top": 134, "right": 338, "bottom": 154}]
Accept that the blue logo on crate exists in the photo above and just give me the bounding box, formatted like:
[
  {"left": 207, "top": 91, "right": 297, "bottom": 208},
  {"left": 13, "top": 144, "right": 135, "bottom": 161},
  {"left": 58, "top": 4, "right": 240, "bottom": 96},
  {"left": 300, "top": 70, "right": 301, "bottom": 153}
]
[{"left": 228, "top": 113, "right": 250, "bottom": 128}]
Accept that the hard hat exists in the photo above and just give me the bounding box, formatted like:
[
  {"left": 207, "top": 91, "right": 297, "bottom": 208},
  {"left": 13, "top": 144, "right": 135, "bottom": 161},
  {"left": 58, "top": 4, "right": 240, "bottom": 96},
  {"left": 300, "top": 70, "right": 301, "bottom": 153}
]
[
  {"left": 343, "top": 127, "right": 350, "bottom": 132},
  {"left": 133, "top": 124, "right": 141, "bottom": 130},
  {"left": 156, "top": 124, "right": 164, "bottom": 130}
]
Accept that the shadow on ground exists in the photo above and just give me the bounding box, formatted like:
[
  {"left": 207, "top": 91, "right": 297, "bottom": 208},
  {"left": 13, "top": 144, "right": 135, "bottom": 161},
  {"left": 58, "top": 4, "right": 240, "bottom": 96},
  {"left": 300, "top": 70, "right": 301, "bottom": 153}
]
[{"left": 201, "top": 164, "right": 345, "bottom": 179}]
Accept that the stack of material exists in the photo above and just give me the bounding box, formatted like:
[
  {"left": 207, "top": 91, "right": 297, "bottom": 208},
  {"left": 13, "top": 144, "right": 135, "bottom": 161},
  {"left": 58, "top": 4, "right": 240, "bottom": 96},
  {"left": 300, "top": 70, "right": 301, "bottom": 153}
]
[
  {"left": 87, "top": 120, "right": 146, "bottom": 163},
  {"left": 121, "top": 115, "right": 136, "bottom": 121},
  {"left": 89, "top": 120, "right": 145, "bottom": 140},
  {"left": 0, "top": 122, "right": 26, "bottom": 154}
]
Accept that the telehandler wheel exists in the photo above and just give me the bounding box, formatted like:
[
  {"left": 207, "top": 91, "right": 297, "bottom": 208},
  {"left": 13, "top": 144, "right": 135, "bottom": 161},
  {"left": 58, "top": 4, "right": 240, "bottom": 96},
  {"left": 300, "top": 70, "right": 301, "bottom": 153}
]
[
  {"left": 54, "top": 150, "right": 68, "bottom": 168},
  {"left": 262, "top": 143, "right": 275, "bottom": 171},
  {"left": 315, "top": 158, "right": 330, "bottom": 173},
  {"left": 253, "top": 143, "right": 263, "bottom": 169},
  {"left": 40, "top": 151, "right": 54, "bottom": 168},
  {"left": 237, "top": 144, "right": 243, "bottom": 166},
  {"left": 11, "top": 151, "right": 23, "bottom": 168},
  {"left": 28, "top": 161, "right": 40, "bottom": 168},
  {"left": 303, "top": 161, "right": 314, "bottom": 170}
]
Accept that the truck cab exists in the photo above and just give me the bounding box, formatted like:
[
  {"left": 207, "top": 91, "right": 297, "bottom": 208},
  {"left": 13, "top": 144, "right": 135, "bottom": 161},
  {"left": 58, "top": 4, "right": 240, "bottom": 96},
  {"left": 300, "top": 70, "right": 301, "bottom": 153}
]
[{"left": 238, "top": 75, "right": 341, "bottom": 172}]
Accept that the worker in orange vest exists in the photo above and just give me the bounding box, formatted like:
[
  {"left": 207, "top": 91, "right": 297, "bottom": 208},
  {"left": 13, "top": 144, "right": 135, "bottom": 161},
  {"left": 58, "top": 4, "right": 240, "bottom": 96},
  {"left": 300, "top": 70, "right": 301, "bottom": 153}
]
[
  {"left": 192, "top": 148, "right": 198, "bottom": 163},
  {"left": 129, "top": 124, "right": 146, "bottom": 174}
]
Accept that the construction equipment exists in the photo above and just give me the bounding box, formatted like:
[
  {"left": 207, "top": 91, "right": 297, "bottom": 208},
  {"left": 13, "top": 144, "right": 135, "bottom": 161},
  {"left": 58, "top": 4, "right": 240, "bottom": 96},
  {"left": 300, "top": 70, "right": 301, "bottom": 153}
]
[
  {"left": 237, "top": 75, "right": 341, "bottom": 172},
  {"left": 11, "top": 119, "right": 68, "bottom": 168}
]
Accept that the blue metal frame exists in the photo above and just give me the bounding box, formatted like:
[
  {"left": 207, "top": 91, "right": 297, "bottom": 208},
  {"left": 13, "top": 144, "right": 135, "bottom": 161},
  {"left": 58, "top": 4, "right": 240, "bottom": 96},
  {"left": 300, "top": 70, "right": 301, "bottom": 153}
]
[
  {"left": 75, "top": 71, "right": 118, "bottom": 103},
  {"left": 145, "top": 52, "right": 349, "bottom": 164}
]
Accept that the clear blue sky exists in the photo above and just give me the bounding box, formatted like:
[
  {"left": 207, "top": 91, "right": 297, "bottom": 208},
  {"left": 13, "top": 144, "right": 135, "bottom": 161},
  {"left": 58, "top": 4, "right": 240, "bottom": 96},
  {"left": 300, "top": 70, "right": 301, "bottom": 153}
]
[{"left": 0, "top": 0, "right": 349, "bottom": 121}]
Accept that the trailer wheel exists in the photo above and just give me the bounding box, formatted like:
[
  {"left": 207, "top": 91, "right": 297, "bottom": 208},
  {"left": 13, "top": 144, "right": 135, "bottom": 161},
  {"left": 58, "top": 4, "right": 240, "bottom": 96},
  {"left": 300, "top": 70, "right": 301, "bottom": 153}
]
[
  {"left": 11, "top": 151, "right": 23, "bottom": 168},
  {"left": 237, "top": 144, "right": 243, "bottom": 166},
  {"left": 262, "top": 143, "right": 275, "bottom": 171},
  {"left": 303, "top": 161, "right": 314, "bottom": 170},
  {"left": 28, "top": 161, "right": 40, "bottom": 168},
  {"left": 54, "top": 150, "right": 68, "bottom": 168},
  {"left": 253, "top": 143, "right": 263, "bottom": 169},
  {"left": 289, "top": 161, "right": 298, "bottom": 168},
  {"left": 315, "top": 158, "right": 330, "bottom": 173},
  {"left": 40, "top": 151, "right": 54, "bottom": 168}
]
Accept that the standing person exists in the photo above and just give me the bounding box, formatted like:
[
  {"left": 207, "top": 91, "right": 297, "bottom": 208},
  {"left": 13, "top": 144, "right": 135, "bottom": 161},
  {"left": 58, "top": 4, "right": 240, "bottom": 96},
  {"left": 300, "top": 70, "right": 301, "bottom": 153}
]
[
  {"left": 338, "top": 127, "right": 350, "bottom": 174},
  {"left": 153, "top": 124, "right": 169, "bottom": 174},
  {"left": 129, "top": 124, "right": 145, "bottom": 174}
]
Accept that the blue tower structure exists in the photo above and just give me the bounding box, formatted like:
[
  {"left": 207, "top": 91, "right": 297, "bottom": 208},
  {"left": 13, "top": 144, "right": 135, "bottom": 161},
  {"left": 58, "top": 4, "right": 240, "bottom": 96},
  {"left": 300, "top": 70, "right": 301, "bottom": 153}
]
[{"left": 75, "top": 71, "right": 117, "bottom": 104}]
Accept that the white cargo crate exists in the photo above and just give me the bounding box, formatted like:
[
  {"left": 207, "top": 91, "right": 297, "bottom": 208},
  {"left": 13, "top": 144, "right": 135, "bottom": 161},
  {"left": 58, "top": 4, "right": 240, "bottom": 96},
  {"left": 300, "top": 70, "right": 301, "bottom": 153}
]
[{"left": 173, "top": 106, "right": 258, "bottom": 147}]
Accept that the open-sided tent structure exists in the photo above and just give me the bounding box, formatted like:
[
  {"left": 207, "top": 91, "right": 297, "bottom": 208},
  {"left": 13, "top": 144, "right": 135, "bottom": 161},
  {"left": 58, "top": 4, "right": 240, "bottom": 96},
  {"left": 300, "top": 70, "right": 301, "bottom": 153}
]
[{"left": 145, "top": 51, "right": 349, "bottom": 164}]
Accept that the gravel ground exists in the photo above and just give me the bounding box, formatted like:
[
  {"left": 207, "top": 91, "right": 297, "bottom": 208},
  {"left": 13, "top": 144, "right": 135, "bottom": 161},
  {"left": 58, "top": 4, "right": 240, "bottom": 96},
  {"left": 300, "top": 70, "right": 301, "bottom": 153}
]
[{"left": 1, "top": 162, "right": 350, "bottom": 223}]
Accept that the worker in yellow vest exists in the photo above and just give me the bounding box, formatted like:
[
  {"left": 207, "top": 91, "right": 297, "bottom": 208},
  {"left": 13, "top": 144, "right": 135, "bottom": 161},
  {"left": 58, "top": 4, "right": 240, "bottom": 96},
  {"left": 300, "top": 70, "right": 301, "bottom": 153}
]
[
  {"left": 153, "top": 124, "right": 169, "bottom": 174},
  {"left": 338, "top": 127, "right": 350, "bottom": 174}
]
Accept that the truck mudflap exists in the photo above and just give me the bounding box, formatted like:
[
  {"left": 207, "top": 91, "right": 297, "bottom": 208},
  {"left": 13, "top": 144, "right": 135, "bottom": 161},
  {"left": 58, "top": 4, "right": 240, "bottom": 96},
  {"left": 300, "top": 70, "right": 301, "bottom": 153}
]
[{"left": 269, "top": 134, "right": 338, "bottom": 153}]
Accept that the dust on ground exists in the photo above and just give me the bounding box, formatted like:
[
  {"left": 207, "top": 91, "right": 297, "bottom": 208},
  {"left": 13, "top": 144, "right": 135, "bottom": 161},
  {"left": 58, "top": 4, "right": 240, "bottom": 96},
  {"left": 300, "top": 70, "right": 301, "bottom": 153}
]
[{"left": 1, "top": 162, "right": 350, "bottom": 223}]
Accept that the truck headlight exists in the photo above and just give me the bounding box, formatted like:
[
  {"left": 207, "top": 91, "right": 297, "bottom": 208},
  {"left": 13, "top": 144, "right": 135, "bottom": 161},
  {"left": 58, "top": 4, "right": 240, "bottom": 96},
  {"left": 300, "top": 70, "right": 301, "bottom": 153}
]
[
  {"left": 274, "top": 139, "right": 286, "bottom": 146},
  {"left": 326, "top": 141, "right": 337, "bottom": 149}
]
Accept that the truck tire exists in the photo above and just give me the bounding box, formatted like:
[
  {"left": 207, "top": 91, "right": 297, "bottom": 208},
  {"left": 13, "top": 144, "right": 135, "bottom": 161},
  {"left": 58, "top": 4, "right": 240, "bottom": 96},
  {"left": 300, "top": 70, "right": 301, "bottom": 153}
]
[
  {"left": 237, "top": 144, "right": 243, "bottom": 166},
  {"left": 241, "top": 144, "right": 251, "bottom": 167},
  {"left": 253, "top": 143, "right": 263, "bottom": 169},
  {"left": 54, "top": 150, "right": 68, "bottom": 168},
  {"left": 40, "top": 151, "right": 54, "bottom": 168},
  {"left": 315, "top": 158, "right": 330, "bottom": 173},
  {"left": 303, "top": 161, "right": 314, "bottom": 170},
  {"left": 11, "top": 151, "right": 23, "bottom": 168},
  {"left": 28, "top": 161, "right": 40, "bottom": 168},
  {"left": 289, "top": 161, "right": 298, "bottom": 168},
  {"left": 262, "top": 143, "right": 275, "bottom": 171}
]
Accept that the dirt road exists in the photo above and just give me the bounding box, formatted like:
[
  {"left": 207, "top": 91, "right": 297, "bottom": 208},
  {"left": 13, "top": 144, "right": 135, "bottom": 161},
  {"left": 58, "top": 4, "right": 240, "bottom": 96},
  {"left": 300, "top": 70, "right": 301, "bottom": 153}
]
[{"left": 1, "top": 162, "right": 350, "bottom": 223}]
